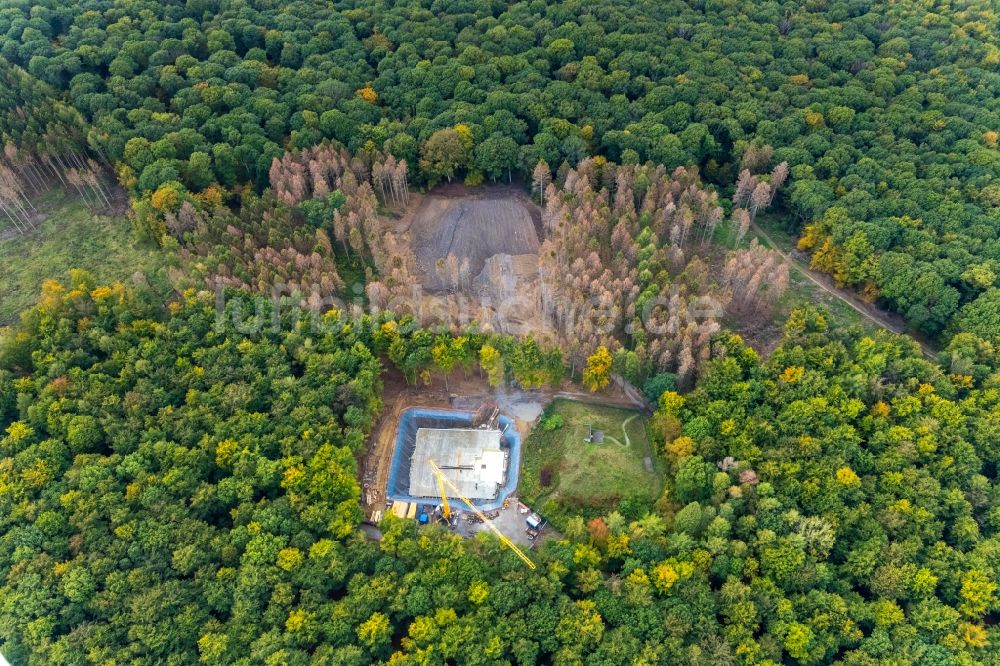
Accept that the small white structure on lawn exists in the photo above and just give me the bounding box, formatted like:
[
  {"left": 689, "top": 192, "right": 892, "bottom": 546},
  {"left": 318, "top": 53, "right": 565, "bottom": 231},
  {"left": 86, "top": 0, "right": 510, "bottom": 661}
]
[{"left": 409, "top": 428, "right": 507, "bottom": 500}]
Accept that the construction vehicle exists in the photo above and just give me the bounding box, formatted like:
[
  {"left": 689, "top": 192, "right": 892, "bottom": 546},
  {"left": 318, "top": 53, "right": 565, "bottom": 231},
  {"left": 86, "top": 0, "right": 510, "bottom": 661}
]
[{"left": 428, "top": 460, "right": 536, "bottom": 570}]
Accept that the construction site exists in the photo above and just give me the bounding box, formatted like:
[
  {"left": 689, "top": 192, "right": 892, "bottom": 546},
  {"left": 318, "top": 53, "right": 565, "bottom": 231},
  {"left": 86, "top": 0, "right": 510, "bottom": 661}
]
[
  {"left": 358, "top": 359, "right": 655, "bottom": 559},
  {"left": 363, "top": 396, "right": 545, "bottom": 555},
  {"left": 385, "top": 404, "right": 519, "bottom": 510},
  {"left": 356, "top": 183, "right": 655, "bottom": 558}
]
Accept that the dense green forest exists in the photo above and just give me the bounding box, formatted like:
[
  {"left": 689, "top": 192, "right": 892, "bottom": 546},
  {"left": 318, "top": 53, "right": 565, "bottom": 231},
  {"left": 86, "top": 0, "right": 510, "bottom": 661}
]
[
  {"left": 2, "top": 0, "right": 999, "bottom": 335},
  {"left": 1, "top": 279, "right": 998, "bottom": 664},
  {"left": 2, "top": 0, "right": 1000, "bottom": 663}
]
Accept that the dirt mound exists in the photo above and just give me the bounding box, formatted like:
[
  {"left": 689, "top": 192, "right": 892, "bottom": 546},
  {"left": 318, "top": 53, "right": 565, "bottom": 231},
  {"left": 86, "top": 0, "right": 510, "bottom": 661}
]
[{"left": 474, "top": 253, "right": 539, "bottom": 295}]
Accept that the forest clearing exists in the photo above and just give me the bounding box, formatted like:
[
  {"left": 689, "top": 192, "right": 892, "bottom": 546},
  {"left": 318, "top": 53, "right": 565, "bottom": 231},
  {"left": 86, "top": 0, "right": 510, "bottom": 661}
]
[
  {"left": 0, "top": 189, "right": 168, "bottom": 323},
  {"left": 519, "top": 399, "right": 662, "bottom": 529},
  {"left": 390, "top": 184, "right": 549, "bottom": 335},
  {"left": 407, "top": 184, "right": 541, "bottom": 291}
]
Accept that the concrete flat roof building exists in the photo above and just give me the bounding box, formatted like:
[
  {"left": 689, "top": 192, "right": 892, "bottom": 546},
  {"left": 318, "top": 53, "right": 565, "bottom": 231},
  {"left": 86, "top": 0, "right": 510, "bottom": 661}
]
[{"left": 409, "top": 428, "right": 507, "bottom": 500}]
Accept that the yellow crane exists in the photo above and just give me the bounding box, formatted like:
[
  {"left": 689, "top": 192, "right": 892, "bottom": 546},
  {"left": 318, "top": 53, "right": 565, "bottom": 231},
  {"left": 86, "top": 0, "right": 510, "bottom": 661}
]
[
  {"left": 428, "top": 460, "right": 536, "bottom": 570},
  {"left": 436, "top": 463, "right": 451, "bottom": 521}
]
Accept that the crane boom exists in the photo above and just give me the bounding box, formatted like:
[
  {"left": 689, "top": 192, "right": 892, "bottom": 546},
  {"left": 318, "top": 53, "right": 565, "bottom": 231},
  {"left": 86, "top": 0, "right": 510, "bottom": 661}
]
[
  {"left": 436, "top": 464, "right": 451, "bottom": 520},
  {"left": 428, "top": 460, "right": 536, "bottom": 569}
]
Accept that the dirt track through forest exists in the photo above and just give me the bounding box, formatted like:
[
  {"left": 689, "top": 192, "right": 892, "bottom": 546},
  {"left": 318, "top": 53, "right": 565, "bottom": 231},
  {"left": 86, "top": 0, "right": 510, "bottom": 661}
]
[{"left": 751, "top": 222, "right": 937, "bottom": 360}]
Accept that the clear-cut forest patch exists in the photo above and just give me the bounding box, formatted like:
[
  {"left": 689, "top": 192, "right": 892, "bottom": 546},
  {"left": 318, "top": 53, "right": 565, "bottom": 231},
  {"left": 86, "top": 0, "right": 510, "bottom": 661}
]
[{"left": 408, "top": 186, "right": 541, "bottom": 291}]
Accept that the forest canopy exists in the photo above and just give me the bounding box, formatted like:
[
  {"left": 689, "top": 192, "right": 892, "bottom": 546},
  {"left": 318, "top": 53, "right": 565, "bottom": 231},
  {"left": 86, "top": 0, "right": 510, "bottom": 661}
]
[
  {"left": 1, "top": 0, "right": 999, "bottom": 335},
  {"left": 1, "top": 279, "right": 998, "bottom": 664},
  {"left": 2, "top": 0, "right": 1000, "bottom": 663}
]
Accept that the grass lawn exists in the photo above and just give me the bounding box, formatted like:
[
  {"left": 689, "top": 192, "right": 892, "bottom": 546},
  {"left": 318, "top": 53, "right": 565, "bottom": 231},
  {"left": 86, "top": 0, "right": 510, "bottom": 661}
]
[
  {"left": 519, "top": 399, "right": 664, "bottom": 527},
  {"left": 0, "top": 191, "right": 171, "bottom": 324}
]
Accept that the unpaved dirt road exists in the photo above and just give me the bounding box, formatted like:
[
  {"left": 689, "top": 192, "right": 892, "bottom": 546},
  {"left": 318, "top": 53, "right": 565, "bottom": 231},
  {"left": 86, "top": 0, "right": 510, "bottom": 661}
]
[{"left": 751, "top": 221, "right": 937, "bottom": 360}]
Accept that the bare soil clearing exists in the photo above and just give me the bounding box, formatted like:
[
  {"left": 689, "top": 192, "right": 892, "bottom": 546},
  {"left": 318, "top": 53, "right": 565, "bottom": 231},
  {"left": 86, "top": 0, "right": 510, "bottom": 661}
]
[
  {"left": 408, "top": 184, "right": 541, "bottom": 290},
  {"left": 393, "top": 184, "right": 548, "bottom": 335}
]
